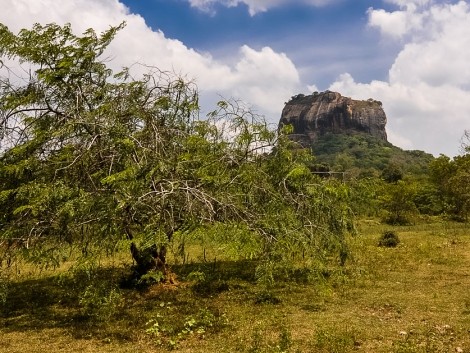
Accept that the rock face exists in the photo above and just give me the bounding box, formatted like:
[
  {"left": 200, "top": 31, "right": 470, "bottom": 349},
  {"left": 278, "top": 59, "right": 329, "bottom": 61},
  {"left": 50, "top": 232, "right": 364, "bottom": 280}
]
[{"left": 279, "top": 91, "right": 387, "bottom": 145}]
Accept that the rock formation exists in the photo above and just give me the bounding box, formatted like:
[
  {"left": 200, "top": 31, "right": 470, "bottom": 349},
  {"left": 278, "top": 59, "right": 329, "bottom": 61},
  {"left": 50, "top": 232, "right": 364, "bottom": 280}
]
[{"left": 279, "top": 91, "right": 387, "bottom": 146}]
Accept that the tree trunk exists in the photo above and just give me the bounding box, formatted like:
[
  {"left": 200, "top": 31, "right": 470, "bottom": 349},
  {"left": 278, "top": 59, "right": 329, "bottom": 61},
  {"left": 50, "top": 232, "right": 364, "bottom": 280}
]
[{"left": 130, "top": 242, "right": 167, "bottom": 278}]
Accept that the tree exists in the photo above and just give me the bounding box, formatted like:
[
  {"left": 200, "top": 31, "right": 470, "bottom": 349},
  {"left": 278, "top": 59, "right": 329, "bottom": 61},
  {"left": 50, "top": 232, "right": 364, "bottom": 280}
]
[
  {"left": 460, "top": 130, "right": 470, "bottom": 154},
  {"left": 379, "top": 180, "right": 418, "bottom": 225},
  {"left": 429, "top": 152, "right": 470, "bottom": 221},
  {"left": 381, "top": 162, "right": 403, "bottom": 183},
  {"left": 0, "top": 22, "right": 353, "bottom": 281}
]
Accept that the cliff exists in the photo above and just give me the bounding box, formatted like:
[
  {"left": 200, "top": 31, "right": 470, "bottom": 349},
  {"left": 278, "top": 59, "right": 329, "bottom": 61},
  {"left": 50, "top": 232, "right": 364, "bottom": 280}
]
[{"left": 279, "top": 91, "right": 387, "bottom": 146}]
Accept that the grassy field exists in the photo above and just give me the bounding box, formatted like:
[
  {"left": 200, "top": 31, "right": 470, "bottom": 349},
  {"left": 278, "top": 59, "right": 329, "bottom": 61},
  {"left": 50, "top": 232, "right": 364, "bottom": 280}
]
[{"left": 1, "top": 220, "right": 470, "bottom": 352}]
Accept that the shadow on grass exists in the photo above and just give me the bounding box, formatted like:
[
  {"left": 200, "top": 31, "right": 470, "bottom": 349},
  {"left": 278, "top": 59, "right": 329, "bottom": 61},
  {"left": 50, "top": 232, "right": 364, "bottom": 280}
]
[
  {"left": 172, "top": 258, "right": 258, "bottom": 282},
  {"left": 0, "top": 259, "right": 260, "bottom": 340},
  {"left": 1, "top": 267, "right": 131, "bottom": 338}
]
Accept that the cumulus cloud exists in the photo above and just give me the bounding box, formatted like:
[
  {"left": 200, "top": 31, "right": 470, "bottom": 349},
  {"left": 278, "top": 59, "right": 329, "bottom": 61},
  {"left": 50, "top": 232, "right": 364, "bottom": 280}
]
[
  {"left": 367, "top": 7, "right": 423, "bottom": 38},
  {"left": 188, "top": 0, "right": 338, "bottom": 16},
  {"left": 0, "top": 0, "right": 301, "bottom": 117},
  {"left": 2, "top": 0, "right": 468, "bottom": 156},
  {"left": 328, "top": 1, "right": 470, "bottom": 156}
]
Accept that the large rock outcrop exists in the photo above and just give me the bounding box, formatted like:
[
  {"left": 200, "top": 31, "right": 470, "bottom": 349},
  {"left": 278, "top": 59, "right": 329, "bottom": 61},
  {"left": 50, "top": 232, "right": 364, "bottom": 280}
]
[{"left": 279, "top": 91, "right": 387, "bottom": 146}]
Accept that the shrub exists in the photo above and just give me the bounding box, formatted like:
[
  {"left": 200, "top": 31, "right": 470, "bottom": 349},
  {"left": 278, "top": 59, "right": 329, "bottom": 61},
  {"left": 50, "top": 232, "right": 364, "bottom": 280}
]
[
  {"left": 378, "top": 230, "right": 400, "bottom": 248},
  {"left": 78, "top": 282, "right": 122, "bottom": 321}
]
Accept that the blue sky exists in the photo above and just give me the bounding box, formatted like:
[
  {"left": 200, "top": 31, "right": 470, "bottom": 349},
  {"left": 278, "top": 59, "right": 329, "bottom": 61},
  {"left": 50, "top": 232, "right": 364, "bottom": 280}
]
[
  {"left": 1, "top": 0, "right": 469, "bottom": 156},
  {"left": 120, "top": 0, "right": 396, "bottom": 88}
]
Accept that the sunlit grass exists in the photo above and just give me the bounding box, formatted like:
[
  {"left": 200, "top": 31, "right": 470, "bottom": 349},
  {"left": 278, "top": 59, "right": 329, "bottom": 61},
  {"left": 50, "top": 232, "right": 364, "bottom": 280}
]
[{"left": 1, "top": 220, "right": 470, "bottom": 352}]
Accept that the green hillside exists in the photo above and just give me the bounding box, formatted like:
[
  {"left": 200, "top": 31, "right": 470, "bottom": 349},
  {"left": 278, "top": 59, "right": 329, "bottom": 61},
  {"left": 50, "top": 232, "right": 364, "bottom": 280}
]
[{"left": 309, "top": 133, "right": 435, "bottom": 179}]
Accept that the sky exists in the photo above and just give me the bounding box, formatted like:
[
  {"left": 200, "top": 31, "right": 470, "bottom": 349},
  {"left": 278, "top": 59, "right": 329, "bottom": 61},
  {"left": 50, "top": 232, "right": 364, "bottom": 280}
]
[{"left": 0, "top": 0, "right": 469, "bottom": 156}]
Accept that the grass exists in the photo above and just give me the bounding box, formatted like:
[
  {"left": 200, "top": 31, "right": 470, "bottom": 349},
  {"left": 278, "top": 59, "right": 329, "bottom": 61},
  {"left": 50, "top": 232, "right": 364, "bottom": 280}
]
[{"left": 1, "top": 220, "right": 470, "bottom": 352}]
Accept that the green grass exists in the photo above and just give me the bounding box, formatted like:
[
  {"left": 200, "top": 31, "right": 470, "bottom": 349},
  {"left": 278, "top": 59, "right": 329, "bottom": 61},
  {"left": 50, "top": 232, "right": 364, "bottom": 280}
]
[{"left": 1, "top": 220, "right": 470, "bottom": 352}]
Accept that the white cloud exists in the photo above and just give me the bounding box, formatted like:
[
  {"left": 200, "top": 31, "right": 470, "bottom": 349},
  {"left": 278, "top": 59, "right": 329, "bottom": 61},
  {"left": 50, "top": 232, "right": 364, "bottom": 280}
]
[
  {"left": 2, "top": 0, "right": 468, "bottom": 157},
  {"left": 327, "top": 1, "right": 470, "bottom": 156},
  {"left": 231, "top": 46, "right": 300, "bottom": 110},
  {"left": 367, "top": 7, "right": 421, "bottom": 38},
  {"left": 0, "top": 0, "right": 301, "bottom": 118},
  {"left": 188, "top": 0, "right": 338, "bottom": 16},
  {"left": 384, "top": 0, "right": 431, "bottom": 8}
]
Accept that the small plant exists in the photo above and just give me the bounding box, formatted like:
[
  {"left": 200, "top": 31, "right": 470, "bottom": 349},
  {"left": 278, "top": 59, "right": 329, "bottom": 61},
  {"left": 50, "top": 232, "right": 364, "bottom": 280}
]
[
  {"left": 187, "top": 270, "right": 206, "bottom": 282},
  {"left": 145, "top": 306, "right": 228, "bottom": 348},
  {"left": 463, "top": 296, "right": 470, "bottom": 314},
  {"left": 145, "top": 318, "right": 165, "bottom": 345},
  {"left": 138, "top": 270, "right": 165, "bottom": 286},
  {"left": 78, "top": 282, "right": 122, "bottom": 321},
  {"left": 255, "top": 260, "right": 276, "bottom": 288},
  {"left": 247, "top": 329, "right": 264, "bottom": 353},
  {"left": 254, "top": 290, "right": 281, "bottom": 305},
  {"left": 313, "top": 329, "right": 358, "bottom": 352},
  {"left": 278, "top": 325, "right": 293, "bottom": 352},
  {"left": 246, "top": 324, "right": 293, "bottom": 353},
  {"left": 0, "top": 273, "right": 9, "bottom": 308},
  {"left": 191, "top": 271, "right": 230, "bottom": 296},
  {"left": 378, "top": 230, "right": 400, "bottom": 248}
]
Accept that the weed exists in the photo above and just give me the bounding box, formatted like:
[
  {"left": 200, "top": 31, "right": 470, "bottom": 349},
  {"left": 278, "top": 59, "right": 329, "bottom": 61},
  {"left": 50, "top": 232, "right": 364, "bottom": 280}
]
[
  {"left": 312, "top": 328, "right": 359, "bottom": 353},
  {"left": 145, "top": 306, "right": 228, "bottom": 349},
  {"left": 278, "top": 325, "right": 292, "bottom": 352},
  {"left": 138, "top": 270, "right": 165, "bottom": 286},
  {"left": 247, "top": 329, "right": 264, "bottom": 353},
  {"left": 78, "top": 282, "right": 122, "bottom": 321},
  {"left": 246, "top": 324, "right": 293, "bottom": 353},
  {"left": 0, "top": 272, "right": 9, "bottom": 309},
  {"left": 463, "top": 297, "right": 470, "bottom": 315},
  {"left": 192, "top": 278, "right": 230, "bottom": 296},
  {"left": 254, "top": 290, "right": 281, "bottom": 305},
  {"left": 255, "top": 260, "right": 276, "bottom": 288},
  {"left": 378, "top": 230, "right": 400, "bottom": 247},
  {"left": 188, "top": 266, "right": 231, "bottom": 296},
  {"left": 187, "top": 270, "right": 206, "bottom": 282}
]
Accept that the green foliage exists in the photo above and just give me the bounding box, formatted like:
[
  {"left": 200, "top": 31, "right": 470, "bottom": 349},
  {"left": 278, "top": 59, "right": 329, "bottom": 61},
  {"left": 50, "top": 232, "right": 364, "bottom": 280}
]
[
  {"left": 78, "top": 282, "right": 122, "bottom": 321},
  {"left": 145, "top": 305, "right": 228, "bottom": 348},
  {"left": 381, "top": 162, "right": 404, "bottom": 183},
  {"left": 0, "top": 22, "right": 354, "bottom": 284},
  {"left": 347, "top": 177, "right": 384, "bottom": 217},
  {"left": 54, "top": 261, "right": 123, "bottom": 321},
  {"left": 380, "top": 180, "right": 418, "bottom": 225},
  {"left": 311, "top": 133, "right": 434, "bottom": 179},
  {"left": 191, "top": 277, "right": 230, "bottom": 297},
  {"left": 378, "top": 230, "right": 400, "bottom": 248},
  {"left": 138, "top": 270, "right": 165, "bottom": 286},
  {"left": 429, "top": 152, "right": 470, "bottom": 221},
  {"left": 0, "top": 270, "right": 9, "bottom": 309},
  {"left": 413, "top": 182, "right": 444, "bottom": 215}
]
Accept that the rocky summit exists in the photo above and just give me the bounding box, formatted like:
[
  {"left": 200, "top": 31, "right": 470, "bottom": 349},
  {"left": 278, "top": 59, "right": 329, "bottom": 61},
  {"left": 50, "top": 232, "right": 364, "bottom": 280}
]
[{"left": 279, "top": 91, "right": 387, "bottom": 146}]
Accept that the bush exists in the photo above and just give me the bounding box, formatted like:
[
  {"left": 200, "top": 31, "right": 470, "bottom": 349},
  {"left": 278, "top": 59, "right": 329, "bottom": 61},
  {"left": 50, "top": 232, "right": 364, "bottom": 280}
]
[
  {"left": 78, "top": 282, "right": 122, "bottom": 321},
  {"left": 378, "top": 231, "right": 400, "bottom": 248}
]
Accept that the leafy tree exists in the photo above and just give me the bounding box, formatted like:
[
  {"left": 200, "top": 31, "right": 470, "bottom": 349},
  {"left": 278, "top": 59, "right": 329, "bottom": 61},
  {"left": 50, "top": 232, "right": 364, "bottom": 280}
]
[
  {"left": 413, "top": 182, "right": 443, "bottom": 216},
  {"left": 379, "top": 180, "right": 418, "bottom": 225},
  {"left": 381, "top": 162, "right": 403, "bottom": 183},
  {"left": 429, "top": 152, "right": 470, "bottom": 221},
  {"left": 348, "top": 177, "right": 384, "bottom": 217},
  {"left": 0, "top": 22, "right": 353, "bottom": 280}
]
